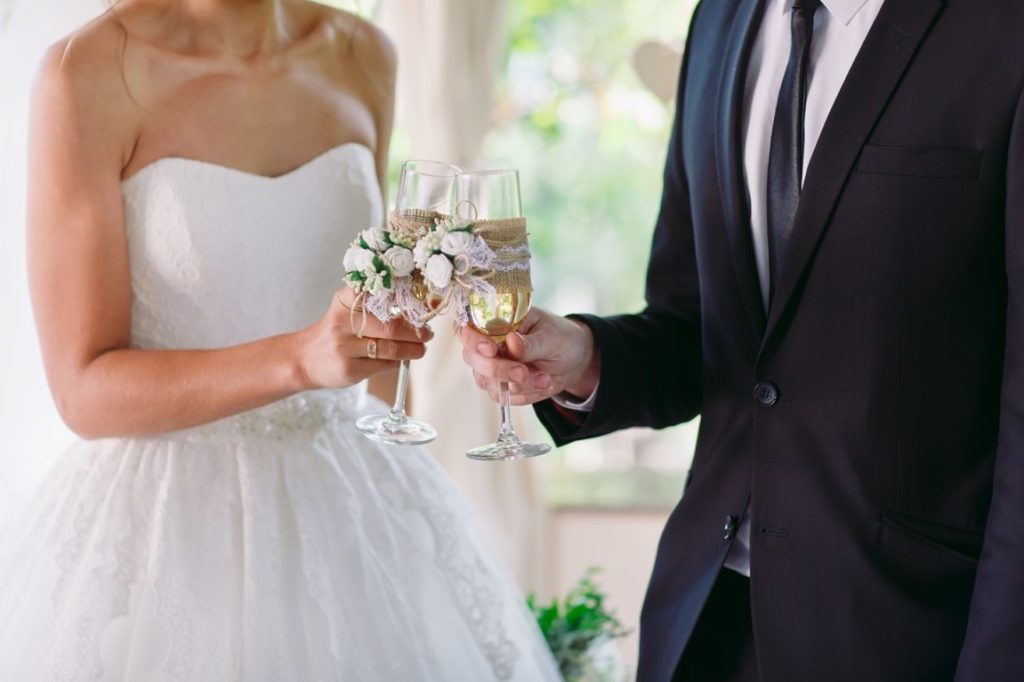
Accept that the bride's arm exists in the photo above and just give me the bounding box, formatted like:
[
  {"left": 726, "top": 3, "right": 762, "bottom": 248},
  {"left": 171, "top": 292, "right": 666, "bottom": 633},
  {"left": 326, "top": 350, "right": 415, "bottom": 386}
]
[{"left": 27, "top": 38, "right": 425, "bottom": 440}]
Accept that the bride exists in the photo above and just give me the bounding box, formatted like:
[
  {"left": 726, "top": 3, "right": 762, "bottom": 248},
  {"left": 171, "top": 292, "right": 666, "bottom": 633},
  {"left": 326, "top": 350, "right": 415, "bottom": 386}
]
[{"left": 0, "top": 0, "right": 562, "bottom": 679}]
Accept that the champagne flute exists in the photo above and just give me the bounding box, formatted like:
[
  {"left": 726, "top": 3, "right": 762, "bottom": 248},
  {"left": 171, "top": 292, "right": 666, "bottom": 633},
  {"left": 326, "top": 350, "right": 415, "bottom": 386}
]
[
  {"left": 356, "top": 160, "right": 460, "bottom": 445},
  {"left": 458, "top": 169, "right": 552, "bottom": 461}
]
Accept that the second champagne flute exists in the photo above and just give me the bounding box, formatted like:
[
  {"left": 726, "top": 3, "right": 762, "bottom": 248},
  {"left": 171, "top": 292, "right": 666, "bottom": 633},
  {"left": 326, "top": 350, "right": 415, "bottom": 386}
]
[
  {"left": 458, "top": 169, "right": 552, "bottom": 460},
  {"left": 356, "top": 160, "right": 459, "bottom": 445}
]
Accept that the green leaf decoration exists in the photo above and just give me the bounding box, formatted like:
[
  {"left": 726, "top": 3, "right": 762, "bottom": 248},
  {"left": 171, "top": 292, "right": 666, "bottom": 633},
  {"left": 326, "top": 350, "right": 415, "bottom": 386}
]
[
  {"left": 526, "top": 568, "right": 631, "bottom": 681},
  {"left": 538, "top": 603, "right": 559, "bottom": 633}
]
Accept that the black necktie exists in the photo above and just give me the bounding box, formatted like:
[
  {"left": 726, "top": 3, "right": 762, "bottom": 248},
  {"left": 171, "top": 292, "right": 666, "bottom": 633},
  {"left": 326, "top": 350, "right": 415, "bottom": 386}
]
[{"left": 766, "top": 0, "right": 821, "bottom": 305}]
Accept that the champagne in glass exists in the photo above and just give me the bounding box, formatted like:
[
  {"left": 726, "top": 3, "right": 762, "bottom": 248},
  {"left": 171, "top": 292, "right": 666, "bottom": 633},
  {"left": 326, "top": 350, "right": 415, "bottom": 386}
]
[
  {"left": 355, "top": 160, "right": 460, "bottom": 445},
  {"left": 467, "top": 291, "right": 532, "bottom": 343},
  {"left": 458, "top": 169, "right": 551, "bottom": 461}
]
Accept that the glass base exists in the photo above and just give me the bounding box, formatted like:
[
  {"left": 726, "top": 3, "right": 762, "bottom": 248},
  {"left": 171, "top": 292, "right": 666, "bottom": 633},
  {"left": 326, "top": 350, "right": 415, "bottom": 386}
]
[
  {"left": 466, "top": 440, "right": 551, "bottom": 461},
  {"left": 356, "top": 413, "right": 437, "bottom": 446}
]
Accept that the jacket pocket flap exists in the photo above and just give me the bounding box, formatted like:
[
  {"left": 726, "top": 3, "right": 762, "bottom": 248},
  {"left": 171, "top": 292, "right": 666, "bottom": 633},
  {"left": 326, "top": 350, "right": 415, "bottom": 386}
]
[
  {"left": 879, "top": 510, "right": 983, "bottom": 562},
  {"left": 857, "top": 145, "right": 982, "bottom": 180}
]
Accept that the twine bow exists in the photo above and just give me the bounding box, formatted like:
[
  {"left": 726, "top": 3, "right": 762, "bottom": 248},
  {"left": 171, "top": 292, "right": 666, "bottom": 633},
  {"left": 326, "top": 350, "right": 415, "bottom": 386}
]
[{"left": 411, "top": 251, "right": 492, "bottom": 326}]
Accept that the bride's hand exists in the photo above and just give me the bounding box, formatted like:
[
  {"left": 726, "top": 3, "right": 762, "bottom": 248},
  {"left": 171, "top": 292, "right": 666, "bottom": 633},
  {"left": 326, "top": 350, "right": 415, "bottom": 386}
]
[{"left": 295, "top": 287, "right": 431, "bottom": 389}]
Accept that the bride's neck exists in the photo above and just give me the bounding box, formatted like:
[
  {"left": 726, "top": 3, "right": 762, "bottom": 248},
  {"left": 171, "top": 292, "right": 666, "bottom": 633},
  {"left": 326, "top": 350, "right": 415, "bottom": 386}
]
[{"left": 156, "top": 0, "right": 317, "bottom": 59}]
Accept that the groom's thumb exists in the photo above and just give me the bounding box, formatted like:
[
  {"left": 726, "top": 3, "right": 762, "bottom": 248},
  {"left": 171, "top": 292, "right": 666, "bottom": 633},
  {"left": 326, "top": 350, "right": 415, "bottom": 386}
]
[
  {"left": 507, "top": 327, "right": 554, "bottom": 365},
  {"left": 505, "top": 330, "right": 538, "bottom": 363}
]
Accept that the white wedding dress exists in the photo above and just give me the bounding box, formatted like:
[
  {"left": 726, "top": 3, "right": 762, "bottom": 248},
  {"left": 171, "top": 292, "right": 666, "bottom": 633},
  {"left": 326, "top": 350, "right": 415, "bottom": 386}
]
[{"left": 0, "top": 143, "right": 562, "bottom": 682}]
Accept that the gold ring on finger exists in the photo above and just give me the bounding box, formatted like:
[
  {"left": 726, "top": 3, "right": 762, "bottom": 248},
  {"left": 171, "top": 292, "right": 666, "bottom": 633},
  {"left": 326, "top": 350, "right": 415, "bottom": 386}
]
[{"left": 366, "top": 338, "right": 379, "bottom": 360}]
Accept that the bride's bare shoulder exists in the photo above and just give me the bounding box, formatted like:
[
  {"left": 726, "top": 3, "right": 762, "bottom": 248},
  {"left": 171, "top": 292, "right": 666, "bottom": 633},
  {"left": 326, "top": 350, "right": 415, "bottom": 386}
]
[
  {"left": 33, "top": 12, "right": 139, "bottom": 155},
  {"left": 37, "top": 10, "right": 135, "bottom": 90},
  {"left": 323, "top": 9, "right": 397, "bottom": 91}
]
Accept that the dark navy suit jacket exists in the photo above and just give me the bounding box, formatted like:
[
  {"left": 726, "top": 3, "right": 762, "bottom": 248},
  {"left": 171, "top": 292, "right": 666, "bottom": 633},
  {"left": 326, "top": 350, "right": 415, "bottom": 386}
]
[{"left": 536, "top": 0, "right": 1024, "bottom": 679}]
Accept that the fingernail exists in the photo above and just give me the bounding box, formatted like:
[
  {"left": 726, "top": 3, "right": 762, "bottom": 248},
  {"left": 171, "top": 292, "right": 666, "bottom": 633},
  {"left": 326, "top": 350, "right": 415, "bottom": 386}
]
[
  {"left": 510, "top": 367, "right": 528, "bottom": 383},
  {"left": 478, "top": 342, "right": 496, "bottom": 357},
  {"left": 534, "top": 374, "right": 551, "bottom": 389}
]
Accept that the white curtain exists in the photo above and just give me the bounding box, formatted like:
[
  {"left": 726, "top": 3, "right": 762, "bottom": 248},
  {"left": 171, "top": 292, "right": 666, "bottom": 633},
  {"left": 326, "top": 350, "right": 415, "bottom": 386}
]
[{"left": 379, "top": 0, "right": 551, "bottom": 594}]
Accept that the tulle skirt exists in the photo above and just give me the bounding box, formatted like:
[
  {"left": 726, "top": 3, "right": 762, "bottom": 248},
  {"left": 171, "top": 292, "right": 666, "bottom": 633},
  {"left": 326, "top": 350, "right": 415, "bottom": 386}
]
[{"left": 0, "top": 389, "right": 561, "bottom": 682}]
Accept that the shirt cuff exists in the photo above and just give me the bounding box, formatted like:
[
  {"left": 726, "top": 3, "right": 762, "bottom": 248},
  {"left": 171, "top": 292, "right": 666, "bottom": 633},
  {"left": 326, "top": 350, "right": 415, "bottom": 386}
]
[{"left": 550, "top": 382, "right": 600, "bottom": 413}]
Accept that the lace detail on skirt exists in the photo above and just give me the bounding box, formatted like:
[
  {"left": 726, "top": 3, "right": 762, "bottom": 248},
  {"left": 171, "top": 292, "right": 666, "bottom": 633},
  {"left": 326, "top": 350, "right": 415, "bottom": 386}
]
[
  {"left": 407, "top": 458, "right": 522, "bottom": 680},
  {"left": 0, "top": 403, "right": 559, "bottom": 681},
  {"left": 50, "top": 463, "right": 140, "bottom": 682}
]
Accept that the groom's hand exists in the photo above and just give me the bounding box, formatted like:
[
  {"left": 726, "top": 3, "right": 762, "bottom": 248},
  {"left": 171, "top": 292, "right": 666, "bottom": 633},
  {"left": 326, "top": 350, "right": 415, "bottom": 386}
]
[{"left": 457, "top": 308, "right": 600, "bottom": 406}]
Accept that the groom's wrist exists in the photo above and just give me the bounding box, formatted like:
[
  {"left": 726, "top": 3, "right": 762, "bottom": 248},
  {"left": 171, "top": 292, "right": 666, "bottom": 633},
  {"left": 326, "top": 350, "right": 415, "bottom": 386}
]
[{"left": 562, "top": 319, "right": 601, "bottom": 401}]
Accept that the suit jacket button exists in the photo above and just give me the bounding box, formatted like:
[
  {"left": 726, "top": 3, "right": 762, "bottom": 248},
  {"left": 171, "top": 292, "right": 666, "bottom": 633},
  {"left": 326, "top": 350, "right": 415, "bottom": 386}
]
[
  {"left": 723, "top": 515, "right": 738, "bottom": 540},
  {"left": 754, "top": 382, "right": 779, "bottom": 406}
]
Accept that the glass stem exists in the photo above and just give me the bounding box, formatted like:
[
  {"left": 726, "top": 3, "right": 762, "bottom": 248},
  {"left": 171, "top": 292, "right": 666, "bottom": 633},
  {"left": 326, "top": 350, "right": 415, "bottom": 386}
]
[
  {"left": 497, "top": 381, "right": 520, "bottom": 444},
  {"left": 496, "top": 342, "right": 520, "bottom": 445},
  {"left": 387, "top": 359, "right": 411, "bottom": 424}
]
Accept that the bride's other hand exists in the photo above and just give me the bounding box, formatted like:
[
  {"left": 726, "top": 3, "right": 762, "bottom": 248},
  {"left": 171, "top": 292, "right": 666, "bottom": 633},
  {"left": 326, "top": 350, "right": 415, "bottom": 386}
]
[
  {"left": 295, "top": 287, "right": 431, "bottom": 390},
  {"left": 456, "top": 308, "right": 600, "bottom": 406}
]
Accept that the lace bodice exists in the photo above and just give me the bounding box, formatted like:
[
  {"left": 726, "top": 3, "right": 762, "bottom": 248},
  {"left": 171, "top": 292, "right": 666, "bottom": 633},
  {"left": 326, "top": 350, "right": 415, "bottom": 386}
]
[{"left": 122, "top": 143, "right": 382, "bottom": 350}]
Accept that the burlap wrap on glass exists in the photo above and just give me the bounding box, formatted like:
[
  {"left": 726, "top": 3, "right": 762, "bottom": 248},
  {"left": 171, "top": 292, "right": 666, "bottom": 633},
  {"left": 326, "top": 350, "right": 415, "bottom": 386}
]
[
  {"left": 367, "top": 210, "right": 533, "bottom": 328},
  {"left": 388, "top": 209, "right": 436, "bottom": 240},
  {"left": 390, "top": 211, "right": 533, "bottom": 292},
  {"left": 471, "top": 217, "right": 533, "bottom": 292}
]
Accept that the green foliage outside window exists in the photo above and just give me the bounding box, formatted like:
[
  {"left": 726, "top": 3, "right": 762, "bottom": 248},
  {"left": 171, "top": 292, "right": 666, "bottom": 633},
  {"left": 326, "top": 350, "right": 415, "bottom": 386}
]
[
  {"left": 487, "top": 0, "right": 700, "bottom": 507},
  {"left": 490, "top": 0, "right": 697, "bottom": 314}
]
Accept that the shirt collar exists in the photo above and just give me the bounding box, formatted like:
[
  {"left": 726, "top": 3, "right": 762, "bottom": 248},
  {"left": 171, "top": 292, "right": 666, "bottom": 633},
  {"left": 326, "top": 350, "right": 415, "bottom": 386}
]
[{"left": 781, "top": 0, "right": 871, "bottom": 26}]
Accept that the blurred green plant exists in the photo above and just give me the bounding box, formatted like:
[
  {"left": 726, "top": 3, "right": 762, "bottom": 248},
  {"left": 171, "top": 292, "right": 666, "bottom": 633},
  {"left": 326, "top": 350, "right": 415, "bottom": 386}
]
[{"left": 529, "top": 568, "right": 631, "bottom": 681}]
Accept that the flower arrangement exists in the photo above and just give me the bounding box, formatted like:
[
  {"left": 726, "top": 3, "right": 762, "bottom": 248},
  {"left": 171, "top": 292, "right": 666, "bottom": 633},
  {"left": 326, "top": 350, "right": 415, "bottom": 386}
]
[
  {"left": 411, "top": 215, "right": 499, "bottom": 324},
  {"left": 343, "top": 213, "right": 500, "bottom": 330},
  {"left": 528, "top": 569, "right": 631, "bottom": 682},
  {"left": 343, "top": 226, "right": 416, "bottom": 297},
  {"left": 342, "top": 220, "right": 427, "bottom": 329}
]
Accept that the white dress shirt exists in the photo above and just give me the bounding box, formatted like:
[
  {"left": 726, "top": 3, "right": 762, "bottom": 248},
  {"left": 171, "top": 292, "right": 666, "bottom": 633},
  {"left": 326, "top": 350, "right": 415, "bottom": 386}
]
[
  {"left": 724, "top": 0, "right": 885, "bottom": 577},
  {"left": 555, "top": 0, "right": 885, "bottom": 577}
]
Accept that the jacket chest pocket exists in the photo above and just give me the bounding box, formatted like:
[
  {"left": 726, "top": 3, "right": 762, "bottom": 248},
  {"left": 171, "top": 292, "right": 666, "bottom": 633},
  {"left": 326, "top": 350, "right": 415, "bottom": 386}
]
[{"left": 856, "top": 145, "right": 982, "bottom": 180}]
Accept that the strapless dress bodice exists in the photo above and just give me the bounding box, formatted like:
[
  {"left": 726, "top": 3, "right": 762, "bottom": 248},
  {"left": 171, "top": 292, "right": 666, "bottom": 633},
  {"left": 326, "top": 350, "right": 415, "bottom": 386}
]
[{"left": 121, "top": 143, "right": 382, "bottom": 350}]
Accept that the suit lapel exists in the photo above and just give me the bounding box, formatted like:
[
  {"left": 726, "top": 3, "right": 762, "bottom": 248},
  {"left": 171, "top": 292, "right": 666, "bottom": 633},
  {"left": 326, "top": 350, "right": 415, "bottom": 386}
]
[
  {"left": 763, "top": 0, "right": 946, "bottom": 343},
  {"left": 716, "top": 0, "right": 769, "bottom": 338}
]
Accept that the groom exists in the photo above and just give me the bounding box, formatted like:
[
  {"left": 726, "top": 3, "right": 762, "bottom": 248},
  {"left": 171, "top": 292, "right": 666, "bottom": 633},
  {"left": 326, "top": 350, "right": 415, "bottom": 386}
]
[{"left": 459, "top": 0, "right": 1024, "bottom": 679}]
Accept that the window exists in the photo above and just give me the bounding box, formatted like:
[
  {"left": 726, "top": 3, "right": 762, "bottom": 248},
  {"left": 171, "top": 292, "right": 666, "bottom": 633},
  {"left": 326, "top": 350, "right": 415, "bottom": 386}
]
[{"left": 485, "top": 0, "right": 699, "bottom": 508}]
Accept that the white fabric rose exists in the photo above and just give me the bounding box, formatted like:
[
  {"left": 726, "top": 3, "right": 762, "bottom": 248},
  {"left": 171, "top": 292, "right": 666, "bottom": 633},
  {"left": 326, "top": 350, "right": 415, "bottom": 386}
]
[
  {"left": 361, "top": 227, "right": 389, "bottom": 251},
  {"left": 343, "top": 245, "right": 375, "bottom": 273},
  {"left": 413, "top": 239, "right": 435, "bottom": 269},
  {"left": 424, "top": 254, "right": 454, "bottom": 290},
  {"left": 382, "top": 246, "right": 414, "bottom": 278},
  {"left": 440, "top": 231, "right": 474, "bottom": 257}
]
